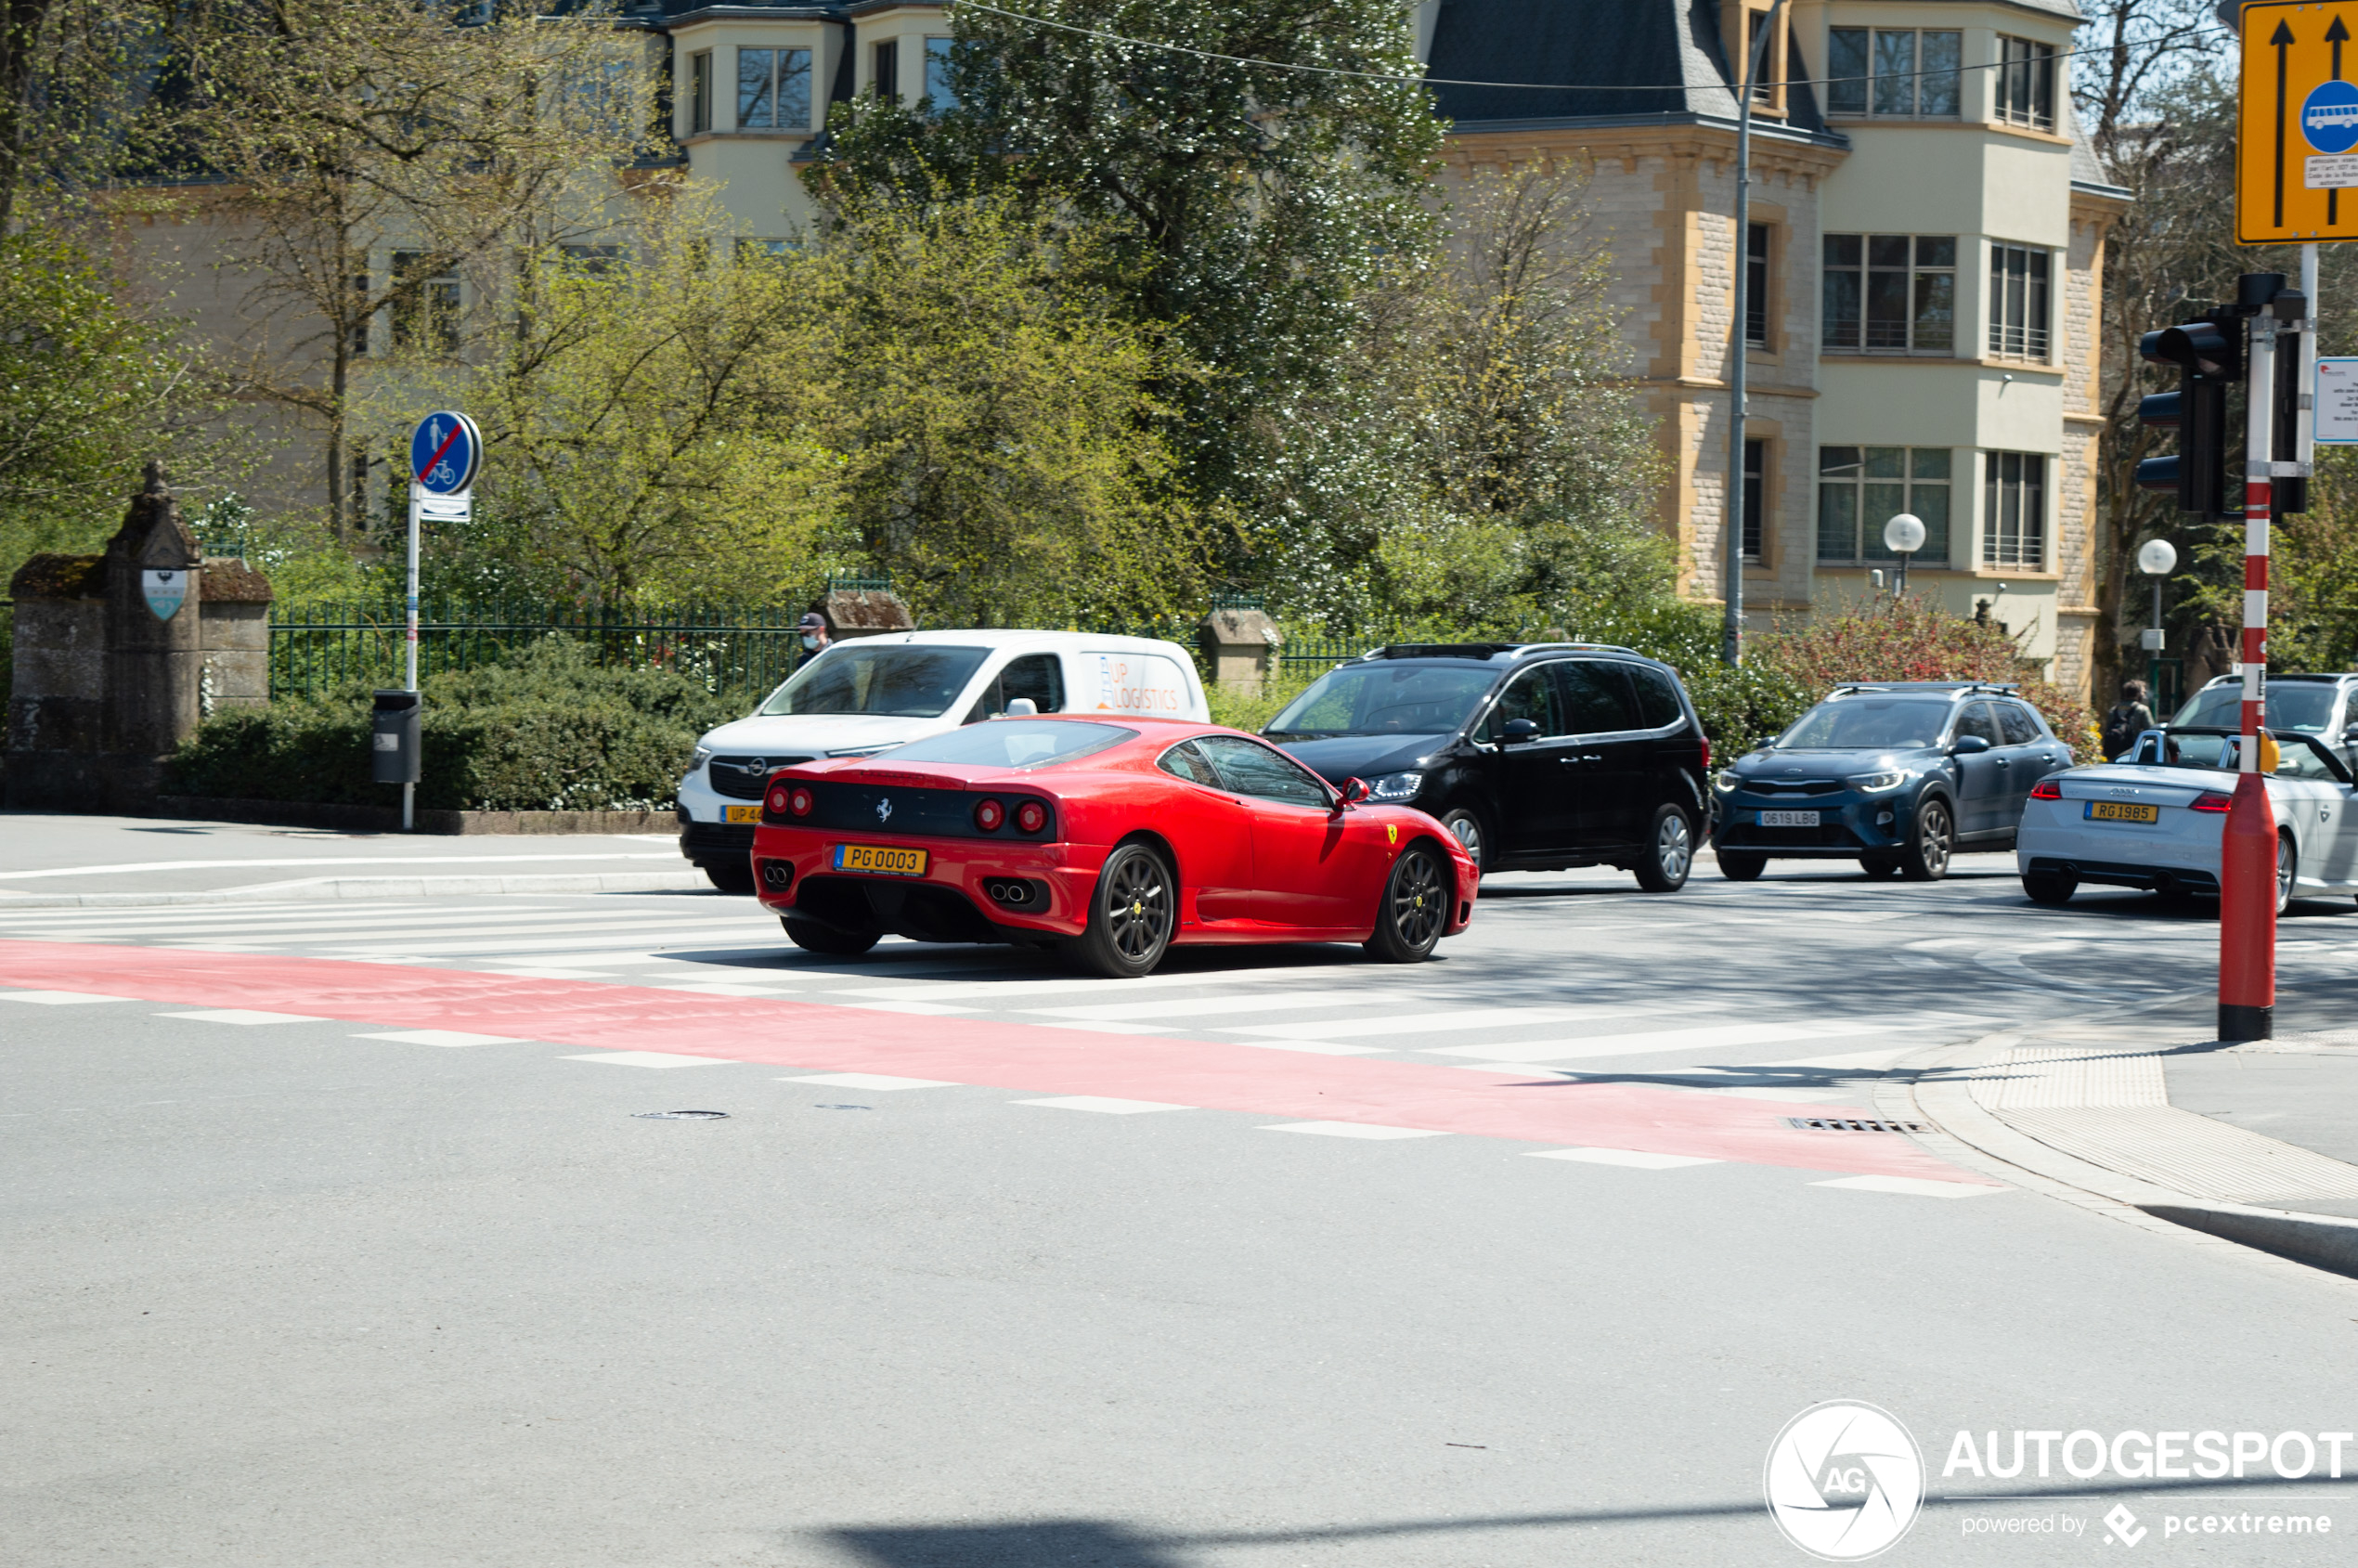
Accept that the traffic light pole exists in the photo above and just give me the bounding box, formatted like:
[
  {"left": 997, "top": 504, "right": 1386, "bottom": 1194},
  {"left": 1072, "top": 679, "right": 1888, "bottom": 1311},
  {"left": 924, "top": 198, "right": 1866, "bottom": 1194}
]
[{"left": 2219, "top": 284, "right": 2287, "bottom": 1043}]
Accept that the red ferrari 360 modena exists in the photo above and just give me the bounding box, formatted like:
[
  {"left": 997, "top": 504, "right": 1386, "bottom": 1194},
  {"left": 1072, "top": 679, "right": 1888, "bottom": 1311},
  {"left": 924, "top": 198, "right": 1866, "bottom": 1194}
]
[{"left": 748, "top": 716, "right": 1478, "bottom": 977}]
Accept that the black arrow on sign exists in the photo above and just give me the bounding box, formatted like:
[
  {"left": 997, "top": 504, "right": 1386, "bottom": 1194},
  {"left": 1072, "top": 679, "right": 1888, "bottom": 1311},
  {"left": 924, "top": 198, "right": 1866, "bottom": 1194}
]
[
  {"left": 2331, "top": 15, "right": 2350, "bottom": 223},
  {"left": 2276, "top": 18, "right": 2296, "bottom": 228}
]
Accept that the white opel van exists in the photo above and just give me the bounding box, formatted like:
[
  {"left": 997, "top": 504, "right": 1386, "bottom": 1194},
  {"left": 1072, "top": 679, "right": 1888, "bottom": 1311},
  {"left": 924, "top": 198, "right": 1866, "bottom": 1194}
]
[{"left": 677, "top": 629, "right": 1211, "bottom": 890}]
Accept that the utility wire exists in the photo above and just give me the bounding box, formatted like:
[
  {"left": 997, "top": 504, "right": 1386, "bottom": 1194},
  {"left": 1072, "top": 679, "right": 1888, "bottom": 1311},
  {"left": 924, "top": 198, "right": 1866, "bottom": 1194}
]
[{"left": 949, "top": 0, "right": 2224, "bottom": 98}]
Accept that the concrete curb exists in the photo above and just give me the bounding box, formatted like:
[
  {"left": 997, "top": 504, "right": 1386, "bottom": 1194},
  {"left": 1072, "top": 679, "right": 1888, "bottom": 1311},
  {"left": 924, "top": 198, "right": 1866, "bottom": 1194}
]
[
  {"left": 0, "top": 871, "right": 714, "bottom": 907},
  {"left": 1892, "top": 1031, "right": 2358, "bottom": 1289}
]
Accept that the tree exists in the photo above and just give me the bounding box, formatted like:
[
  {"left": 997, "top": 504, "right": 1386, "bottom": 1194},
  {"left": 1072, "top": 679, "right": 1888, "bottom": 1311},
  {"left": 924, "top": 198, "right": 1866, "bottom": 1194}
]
[
  {"left": 811, "top": 0, "right": 1444, "bottom": 577},
  {"left": 0, "top": 0, "right": 170, "bottom": 231},
  {"left": 809, "top": 193, "right": 1210, "bottom": 628},
  {"left": 175, "top": 0, "right": 652, "bottom": 538}
]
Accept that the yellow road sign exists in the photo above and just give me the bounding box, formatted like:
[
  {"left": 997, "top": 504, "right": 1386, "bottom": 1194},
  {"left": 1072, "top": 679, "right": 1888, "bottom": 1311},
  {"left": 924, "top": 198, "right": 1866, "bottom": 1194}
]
[{"left": 2240, "top": 0, "right": 2358, "bottom": 242}]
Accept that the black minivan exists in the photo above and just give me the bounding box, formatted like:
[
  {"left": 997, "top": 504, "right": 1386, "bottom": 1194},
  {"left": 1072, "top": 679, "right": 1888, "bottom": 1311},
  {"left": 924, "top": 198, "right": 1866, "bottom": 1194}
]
[{"left": 1264, "top": 642, "right": 1712, "bottom": 889}]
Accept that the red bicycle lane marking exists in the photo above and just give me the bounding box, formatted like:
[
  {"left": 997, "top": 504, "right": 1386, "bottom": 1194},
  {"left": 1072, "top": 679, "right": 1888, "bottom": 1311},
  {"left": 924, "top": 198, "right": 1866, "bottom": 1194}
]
[{"left": 0, "top": 941, "right": 1992, "bottom": 1184}]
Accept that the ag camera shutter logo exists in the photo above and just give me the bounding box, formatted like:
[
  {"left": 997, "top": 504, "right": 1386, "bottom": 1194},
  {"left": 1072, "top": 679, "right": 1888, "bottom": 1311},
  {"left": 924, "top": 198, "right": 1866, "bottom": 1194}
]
[{"left": 1764, "top": 1401, "right": 1924, "bottom": 1560}]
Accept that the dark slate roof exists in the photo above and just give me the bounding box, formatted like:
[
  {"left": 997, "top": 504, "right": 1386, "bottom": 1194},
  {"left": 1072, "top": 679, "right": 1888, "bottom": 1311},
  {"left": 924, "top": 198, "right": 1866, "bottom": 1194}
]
[{"left": 1425, "top": 0, "right": 1835, "bottom": 142}]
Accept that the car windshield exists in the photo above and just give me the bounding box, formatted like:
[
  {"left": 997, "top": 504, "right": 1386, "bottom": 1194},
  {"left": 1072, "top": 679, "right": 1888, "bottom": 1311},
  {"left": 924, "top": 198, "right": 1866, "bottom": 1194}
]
[
  {"left": 1776, "top": 696, "right": 1956, "bottom": 750},
  {"left": 881, "top": 719, "right": 1136, "bottom": 769},
  {"left": 758, "top": 645, "right": 990, "bottom": 719},
  {"left": 1266, "top": 664, "right": 1497, "bottom": 738},
  {"left": 2136, "top": 728, "right": 2353, "bottom": 783},
  {"left": 2174, "top": 682, "right": 2339, "bottom": 733}
]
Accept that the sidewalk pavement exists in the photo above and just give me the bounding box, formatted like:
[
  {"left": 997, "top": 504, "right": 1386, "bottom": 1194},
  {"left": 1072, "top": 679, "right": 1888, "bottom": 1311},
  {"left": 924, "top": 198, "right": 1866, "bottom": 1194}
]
[
  {"left": 1890, "top": 1019, "right": 2358, "bottom": 1283},
  {"left": 0, "top": 812, "right": 709, "bottom": 903}
]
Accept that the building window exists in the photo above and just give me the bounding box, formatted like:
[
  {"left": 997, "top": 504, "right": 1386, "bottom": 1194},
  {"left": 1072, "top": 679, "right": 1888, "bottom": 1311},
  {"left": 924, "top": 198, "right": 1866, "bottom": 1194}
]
[
  {"left": 1743, "top": 438, "right": 1767, "bottom": 562},
  {"left": 687, "top": 51, "right": 711, "bottom": 134},
  {"left": 1982, "top": 452, "right": 2046, "bottom": 565},
  {"left": 1745, "top": 224, "right": 1770, "bottom": 347},
  {"left": 1826, "top": 29, "right": 1960, "bottom": 117},
  {"left": 737, "top": 46, "right": 811, "bottom": 129},
  {"left": 1988, "top": 244, "right": 2051, "bottom": 360},
  {"left": 1818, "top": 447, "right": 1951, "bottom": 563},
  {"left": 925, "top": 36, "right": 956, "bottom": 110},
  {"left": 559, "top": 244, "right": 623, "bottom": 276},
  {"left": 390, "top": 252, "right": 459, "bottom": 354},
  {"left": 1822, "top": 234, "right": 1954, "bottom": 355},
  {"left": 1998, "top": 36, "right": 2056, "bottom": 130},
  {"left": 873, "top": 39, "right": 899, "bottom": 99},
  {"left": 348, "top": 269, "right": 370, "bottom": 356}
]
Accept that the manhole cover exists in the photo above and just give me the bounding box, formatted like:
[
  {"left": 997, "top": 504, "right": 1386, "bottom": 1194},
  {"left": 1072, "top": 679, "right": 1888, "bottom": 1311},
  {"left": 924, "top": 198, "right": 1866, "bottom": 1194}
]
[
  {"left": 1785, "top": 1116, "right": 1928, "bottom": 1134},
  {"left": 633, "top": 1109, "right": 731, "bottom": 1121}
]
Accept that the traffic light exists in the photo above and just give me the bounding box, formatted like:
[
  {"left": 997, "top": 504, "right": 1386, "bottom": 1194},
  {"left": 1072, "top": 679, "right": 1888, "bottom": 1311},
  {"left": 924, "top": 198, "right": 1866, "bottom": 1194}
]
[{"left": 2136, "top": 309, "right": 2241, "bottom": 516}]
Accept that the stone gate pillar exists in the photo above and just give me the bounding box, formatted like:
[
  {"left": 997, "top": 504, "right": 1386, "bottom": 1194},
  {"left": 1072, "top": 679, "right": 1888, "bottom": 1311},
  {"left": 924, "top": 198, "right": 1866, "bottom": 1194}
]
[{"left": 100, "top": 461, "right": 204, "bottom": 806}]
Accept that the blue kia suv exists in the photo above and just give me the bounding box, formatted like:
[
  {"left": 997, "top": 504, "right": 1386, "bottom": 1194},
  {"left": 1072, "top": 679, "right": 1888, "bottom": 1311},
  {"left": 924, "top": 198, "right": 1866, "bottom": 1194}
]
[{"left": 1709, "top": 681, "right": 2074, "bottom": 880}]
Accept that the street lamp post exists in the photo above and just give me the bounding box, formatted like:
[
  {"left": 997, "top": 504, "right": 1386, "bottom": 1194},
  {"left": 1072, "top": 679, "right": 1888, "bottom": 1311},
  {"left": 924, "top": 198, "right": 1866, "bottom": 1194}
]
[
  {"left": 1883, "top": 512, "right": 1925, "bottom": 599},
  {"left": 2136, "top": 537, "right": 2178, "bottom": 709},
  {"left": 1722, "top": 0, "right": 1791, "bottom": 667}
]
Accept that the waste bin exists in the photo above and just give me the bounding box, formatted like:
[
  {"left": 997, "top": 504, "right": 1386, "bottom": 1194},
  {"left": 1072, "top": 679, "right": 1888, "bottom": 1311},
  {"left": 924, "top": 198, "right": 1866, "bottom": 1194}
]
[{"left": 371, "top": 689, "right": 421, "bottom": 784}]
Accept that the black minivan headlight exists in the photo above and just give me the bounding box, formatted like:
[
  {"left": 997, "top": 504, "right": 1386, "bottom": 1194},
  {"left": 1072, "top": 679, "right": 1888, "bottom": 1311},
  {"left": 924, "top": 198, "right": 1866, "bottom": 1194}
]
[{"left": 1367, "top": 771, "right": 1424, "bottom": 802}]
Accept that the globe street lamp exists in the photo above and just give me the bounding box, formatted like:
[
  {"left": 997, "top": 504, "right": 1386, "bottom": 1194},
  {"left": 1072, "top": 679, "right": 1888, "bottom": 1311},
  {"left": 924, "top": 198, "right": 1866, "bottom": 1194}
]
[
  {"left": 1883, "top": 512, "right": 1926, "bottom": 598},
  {"left": 2138, "top": 537, "right": 2178, "bottom": 709}
]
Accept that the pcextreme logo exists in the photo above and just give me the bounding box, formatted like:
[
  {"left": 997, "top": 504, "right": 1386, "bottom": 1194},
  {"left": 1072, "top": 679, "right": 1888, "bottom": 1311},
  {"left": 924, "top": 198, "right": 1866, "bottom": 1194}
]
[{"left": 1765, "top": 1401, "right": 1926, "bottom": 1561}]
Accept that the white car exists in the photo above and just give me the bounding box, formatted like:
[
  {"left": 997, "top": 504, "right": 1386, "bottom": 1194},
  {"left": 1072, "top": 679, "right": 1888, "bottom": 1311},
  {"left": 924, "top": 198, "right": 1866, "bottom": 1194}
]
[
  {"left": 2016, "top": 727, "right": 2358, "bottom": 912},
  {"left": 677, "top": 630, "right": 1211, "bottom": 891}
]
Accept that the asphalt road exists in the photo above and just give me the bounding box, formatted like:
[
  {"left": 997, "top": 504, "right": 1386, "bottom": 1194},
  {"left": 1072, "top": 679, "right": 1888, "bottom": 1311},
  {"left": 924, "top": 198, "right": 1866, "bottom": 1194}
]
[{"left": 6, "top": 844, "right": 2358, "bottom": 1566}]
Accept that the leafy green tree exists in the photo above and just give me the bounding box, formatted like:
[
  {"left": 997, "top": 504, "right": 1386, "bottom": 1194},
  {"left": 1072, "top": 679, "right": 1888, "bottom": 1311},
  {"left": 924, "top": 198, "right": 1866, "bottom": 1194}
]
[
  {"left": 809, "top": 192, "right": 1210, "bottom": 628},
  {"left": 812, "top": 0, "right": 1443, "bottom": 576}
]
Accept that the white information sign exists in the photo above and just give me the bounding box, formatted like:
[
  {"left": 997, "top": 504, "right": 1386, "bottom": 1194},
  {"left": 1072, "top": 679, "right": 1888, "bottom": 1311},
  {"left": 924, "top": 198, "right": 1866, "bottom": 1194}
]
[
  {"left": 417, "top": 494, "right": 473, "bottom": 524},
  {"left": 2317, "top": 356, "right": 2358, "bottom": 444},
  {"left": 2309, "top": 154, "right": 2358, "bottom": 189}
]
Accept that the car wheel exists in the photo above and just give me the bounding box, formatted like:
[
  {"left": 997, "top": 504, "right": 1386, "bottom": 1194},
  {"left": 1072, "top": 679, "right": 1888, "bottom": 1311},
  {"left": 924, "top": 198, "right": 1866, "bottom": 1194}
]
[
  {"left": 1633, "top": 805, "right": 1694, "bottom": 892},
  {"left": 781, "top": 915, "right": 878, "bottom": 956},
  {"left": 2277, "top": 833, "right": 2297, "bottom": 916},
  {"left": 1365, "top": 843, "right": 1448, "bottom": 962},
  {"left": 1859, "top": 857, "right": 1901, "bottom": 879},
  {"left": 2023, "top": 872, "right": 2077, "bottom": 905},
  {"left": 1061, "top": 841, "right": 1175, "bottom": 978},
  {"left": 1717, "top": 849, "right": 1766, "bottom": 881},
  {"left": 1899, "top": 798, "right": 1953, "bottom": 881},
  {"left": 1436, "top": 807, "right": 1489, "bottom": 876},
  {"left": 704, "top": 862, "right": 756, "bottom": 895}
]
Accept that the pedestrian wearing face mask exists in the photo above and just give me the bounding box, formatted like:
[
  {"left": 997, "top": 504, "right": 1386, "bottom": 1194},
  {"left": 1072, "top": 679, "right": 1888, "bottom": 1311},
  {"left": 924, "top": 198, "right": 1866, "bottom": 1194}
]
[{"left": 798, "top": 612, "right": 830, "bottom": 660}]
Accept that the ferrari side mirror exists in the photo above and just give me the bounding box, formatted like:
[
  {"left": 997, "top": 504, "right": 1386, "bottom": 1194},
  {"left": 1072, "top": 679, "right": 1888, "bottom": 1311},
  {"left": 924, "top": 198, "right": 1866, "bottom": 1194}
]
[{"left": 1339, "top": 776, "right": 1370, "bottom": 807}]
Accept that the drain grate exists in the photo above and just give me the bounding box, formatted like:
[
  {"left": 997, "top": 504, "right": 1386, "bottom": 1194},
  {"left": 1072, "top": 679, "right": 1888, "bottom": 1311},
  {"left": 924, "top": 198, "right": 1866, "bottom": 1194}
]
[
  {"left": 1786, "top": 1116, "right": 1928, "bottom": 1134},
  {"left": 634, "top": 1109, "right": 731, "bottom": 1121}
]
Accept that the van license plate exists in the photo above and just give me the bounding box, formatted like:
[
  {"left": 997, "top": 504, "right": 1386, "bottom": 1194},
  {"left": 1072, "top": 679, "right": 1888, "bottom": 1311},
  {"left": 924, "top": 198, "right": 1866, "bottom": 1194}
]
[
  {"left": 724, "top": 805, "right": 763, "bottom": 824},
  {"left": 1758, "top": 810, "right": 1820, "bottom": 827},
  {"left": 2086, "top": 801, "right": 2159, "bottom": 823},
  {"left": 835, "top": 843, "right": 929, "bottom": 876}
]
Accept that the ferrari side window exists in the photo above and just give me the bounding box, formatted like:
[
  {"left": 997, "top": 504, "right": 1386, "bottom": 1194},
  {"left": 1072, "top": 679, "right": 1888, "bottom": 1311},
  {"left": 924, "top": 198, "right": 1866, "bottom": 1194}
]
[
  {"left": 1158, "top": 740, "right": 1223, "bottom": 787},
  {"left": 1197, "top": 736, "right": 1331, "bottom": 807}
]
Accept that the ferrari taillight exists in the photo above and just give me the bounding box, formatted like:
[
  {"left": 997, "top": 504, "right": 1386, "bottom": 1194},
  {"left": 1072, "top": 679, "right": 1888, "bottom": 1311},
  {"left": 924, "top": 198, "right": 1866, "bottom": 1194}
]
[
  {"left": 788, "top": 786, "right": 815, "bottom": 817},
  {"left": 766, "top": 785, "right": 791, "bottom": 815},
  {"left": 973, "top": 797, "right": 1005, "bottom": 832},
  {"left": 2191, "top": 790, "right": 2233, "bottom": 813},
  {"left": 1015, "top": 799, "right": 1048, "bottom": 835},
  {"left": 2029, "top": 777, "right": 2062, "bottom": 801}
]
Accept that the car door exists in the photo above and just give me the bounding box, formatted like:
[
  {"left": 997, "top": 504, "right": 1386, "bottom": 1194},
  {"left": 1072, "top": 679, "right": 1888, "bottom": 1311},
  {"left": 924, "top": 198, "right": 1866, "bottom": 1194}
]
[
  {"left": 1950, "top": 702, "right": 2008, "bottom": 837},
  {"left": 1473, "top": 665, "right": 1576, "bottom": 858},
  {"left": 1555, "top": 659, "right": 1649, "bottom": 850},
  {"left": 1991, "top": 701, "right": 2048, "bottom": 835},
  {"left": 1153, "top": 739, "right": 1256, "bottom": 924},
  {"left": 1195, "top": 734, "right": 1356, "bottom": 926}
]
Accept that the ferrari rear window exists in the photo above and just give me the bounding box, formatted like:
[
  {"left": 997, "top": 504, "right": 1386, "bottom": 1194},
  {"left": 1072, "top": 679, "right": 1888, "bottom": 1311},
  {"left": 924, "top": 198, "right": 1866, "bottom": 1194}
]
[{"left": 884, "top": 719, "right": 1136, "bottom": 770}]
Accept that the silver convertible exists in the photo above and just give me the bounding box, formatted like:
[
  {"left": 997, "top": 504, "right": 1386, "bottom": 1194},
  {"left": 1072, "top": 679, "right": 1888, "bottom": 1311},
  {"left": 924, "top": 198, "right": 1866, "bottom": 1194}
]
[{"left": 2015, "top": 726, "right": 2358, "bottom": 913}]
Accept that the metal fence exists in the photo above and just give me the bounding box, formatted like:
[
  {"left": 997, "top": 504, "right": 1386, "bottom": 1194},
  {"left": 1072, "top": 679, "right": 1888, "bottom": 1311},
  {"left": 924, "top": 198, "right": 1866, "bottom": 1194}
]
[
  {"left": 267, "top": 602, "right": 815, "bottom": 701},
  {"left": 1276, "top": 634, "right": 1381, "bottom": 672}
]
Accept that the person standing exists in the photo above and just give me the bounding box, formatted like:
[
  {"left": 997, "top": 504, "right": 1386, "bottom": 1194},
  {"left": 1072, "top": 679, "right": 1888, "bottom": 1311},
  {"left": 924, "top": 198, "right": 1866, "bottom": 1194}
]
[
  {"left": 2101, "top": 678, "right": 2157, "bottom": 761},
  {"left": 797, "top": 612, "right": 830, "bottom": 660}
]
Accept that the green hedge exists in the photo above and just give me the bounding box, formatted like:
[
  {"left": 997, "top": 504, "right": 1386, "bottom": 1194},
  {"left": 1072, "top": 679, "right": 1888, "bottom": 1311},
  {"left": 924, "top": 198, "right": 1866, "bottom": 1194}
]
[{"left": 166, "top": 637, "right": 745, "bottom": 810}]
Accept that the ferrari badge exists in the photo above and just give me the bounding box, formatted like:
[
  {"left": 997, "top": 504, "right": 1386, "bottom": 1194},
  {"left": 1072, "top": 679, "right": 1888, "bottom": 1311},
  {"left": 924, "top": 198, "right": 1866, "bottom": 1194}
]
[{"left": 1386, "top": 823, "right": 1398, "bottom": 845}]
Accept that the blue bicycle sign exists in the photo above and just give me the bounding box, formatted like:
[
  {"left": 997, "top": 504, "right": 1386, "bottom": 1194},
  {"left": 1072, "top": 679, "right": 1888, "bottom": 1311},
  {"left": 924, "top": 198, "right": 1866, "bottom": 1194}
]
[{"left": 408, "top": 410, "right": 482, "bottom": 496}]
